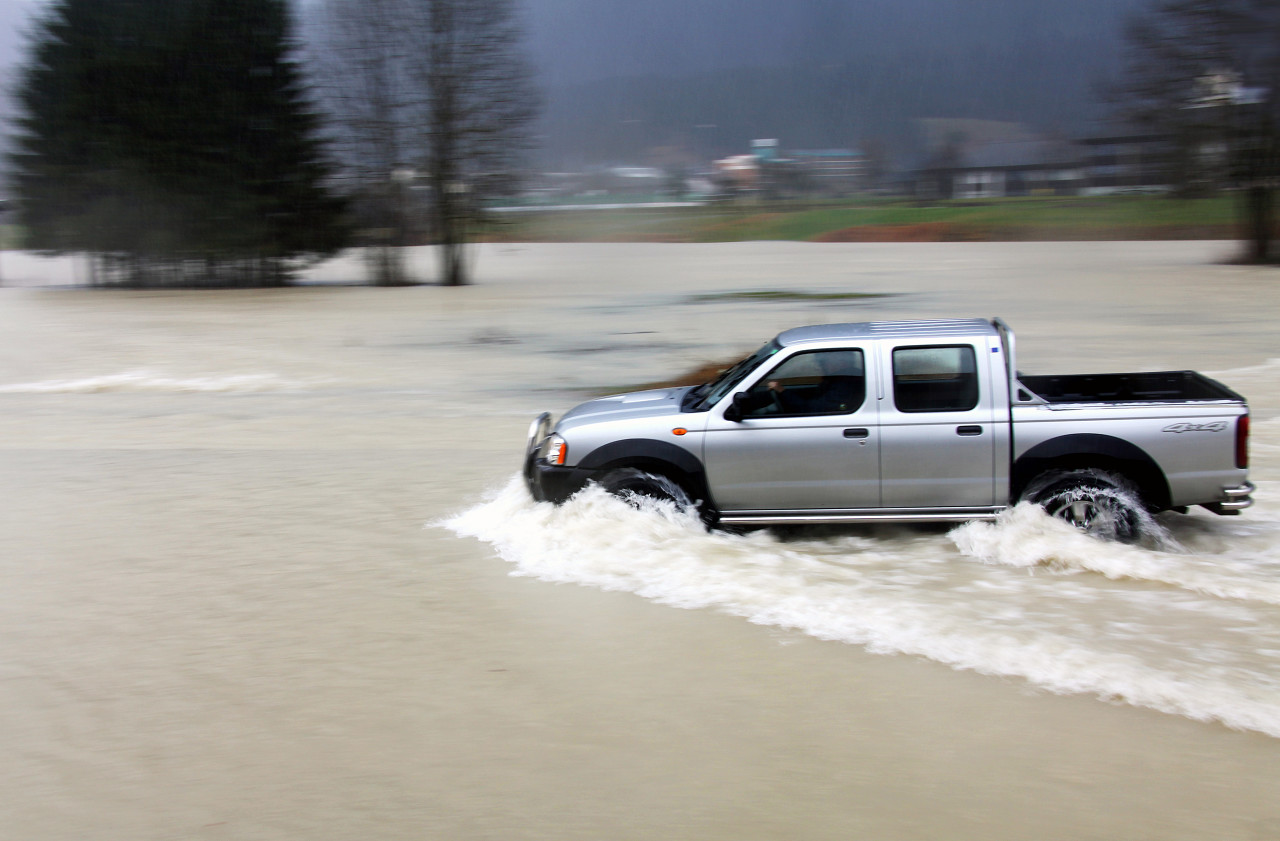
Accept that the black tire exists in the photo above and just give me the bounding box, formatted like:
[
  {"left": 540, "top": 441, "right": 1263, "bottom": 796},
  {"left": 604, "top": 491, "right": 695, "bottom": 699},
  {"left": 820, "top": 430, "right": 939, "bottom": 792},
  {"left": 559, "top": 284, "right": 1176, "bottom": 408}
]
[
  {"left": 1022, "top": 468, "right": 1145, "bottom": 543},
  {"left": 595, "top": 468, "right": 696, "bottom": 513}
]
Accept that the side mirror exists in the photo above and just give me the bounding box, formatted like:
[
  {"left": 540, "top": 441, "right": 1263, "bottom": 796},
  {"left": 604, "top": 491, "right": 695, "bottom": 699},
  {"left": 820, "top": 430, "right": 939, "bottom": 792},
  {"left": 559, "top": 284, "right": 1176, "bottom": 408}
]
[
  {"left": 724, "top": 393, "right": 745, "bottom": 422},
  {"left": 725, "top": 390, "right": 766, "bottom": 422}
]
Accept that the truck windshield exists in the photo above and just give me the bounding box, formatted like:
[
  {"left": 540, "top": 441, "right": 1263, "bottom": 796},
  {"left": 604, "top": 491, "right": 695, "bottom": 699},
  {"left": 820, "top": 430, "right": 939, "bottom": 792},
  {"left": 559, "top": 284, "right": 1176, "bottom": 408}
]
[{"left": 685, "top": 340, "right": 781, "bottom": 412}]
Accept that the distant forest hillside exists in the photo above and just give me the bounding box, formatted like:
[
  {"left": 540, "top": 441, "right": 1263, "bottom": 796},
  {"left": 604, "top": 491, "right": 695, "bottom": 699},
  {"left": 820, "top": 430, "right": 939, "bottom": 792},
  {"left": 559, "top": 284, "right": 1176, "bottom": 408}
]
[{"left": 525, "top": 0, "right": 1147, "bottom": 168}]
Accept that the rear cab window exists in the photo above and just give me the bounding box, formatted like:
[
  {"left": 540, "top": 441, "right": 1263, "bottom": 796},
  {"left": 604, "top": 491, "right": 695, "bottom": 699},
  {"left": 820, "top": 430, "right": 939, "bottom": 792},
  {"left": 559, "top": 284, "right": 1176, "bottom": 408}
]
[{"left": 892, "top": 345, "right": 979, "bottom": 413}]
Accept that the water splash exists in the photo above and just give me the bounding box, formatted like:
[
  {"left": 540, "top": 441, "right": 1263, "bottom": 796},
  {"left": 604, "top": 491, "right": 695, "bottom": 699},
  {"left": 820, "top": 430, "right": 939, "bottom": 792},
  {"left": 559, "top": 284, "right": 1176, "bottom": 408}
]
[
  {"left": 954, "top": 502, "right": 1280, "bottom": 605},
  {"left": 443, "top": 475, "right": 1280, "bottom": 738}
]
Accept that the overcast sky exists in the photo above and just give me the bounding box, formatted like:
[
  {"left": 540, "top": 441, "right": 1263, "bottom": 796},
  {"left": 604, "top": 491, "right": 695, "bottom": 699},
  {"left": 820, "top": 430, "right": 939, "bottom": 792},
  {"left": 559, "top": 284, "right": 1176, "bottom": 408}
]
[
  {"left": 521, "top": 0, "right": 1142, "bottom": 88},
  {"left": 0, "top": 0, "right": 1144, "bottom": 83},
  {"left": 0, "top": 0, "right": 33, "bottom": 69},
  {"left": 0, "top": 0, "right": 1149, "bottom": 165}
]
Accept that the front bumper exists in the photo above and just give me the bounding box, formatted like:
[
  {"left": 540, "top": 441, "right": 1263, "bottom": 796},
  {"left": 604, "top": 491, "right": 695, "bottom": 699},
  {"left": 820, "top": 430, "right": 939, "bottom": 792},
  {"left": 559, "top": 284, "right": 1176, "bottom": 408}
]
[
  {"left": 523, "top": 411, "right": 594, "bottom": 504},
  {"left": 524, "top": 454, "right": 596, "bottom": 504}
]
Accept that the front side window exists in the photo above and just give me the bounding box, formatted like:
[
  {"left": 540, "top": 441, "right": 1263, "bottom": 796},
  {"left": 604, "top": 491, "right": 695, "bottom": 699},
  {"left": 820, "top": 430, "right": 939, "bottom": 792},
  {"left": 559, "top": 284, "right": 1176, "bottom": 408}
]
[
  {"left": 739, "top": 349, "right": 865, "bottom": 417},
  {"left": 892, "top": 345, "right": 978, "bottom": 413}
]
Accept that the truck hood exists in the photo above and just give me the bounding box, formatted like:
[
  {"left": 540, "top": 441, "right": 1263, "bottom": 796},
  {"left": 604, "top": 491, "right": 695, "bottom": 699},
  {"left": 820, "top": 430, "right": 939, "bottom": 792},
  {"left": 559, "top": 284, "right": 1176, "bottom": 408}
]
[{"left": 557, "top": 386, "right": 693, "bottom": 430}]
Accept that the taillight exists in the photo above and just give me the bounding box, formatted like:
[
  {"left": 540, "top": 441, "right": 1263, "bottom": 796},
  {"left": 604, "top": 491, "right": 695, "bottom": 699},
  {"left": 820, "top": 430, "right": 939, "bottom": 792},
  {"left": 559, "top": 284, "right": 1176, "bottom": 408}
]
[{"left": 1236, "top": 413, "right": 1250, "bottom": 470}]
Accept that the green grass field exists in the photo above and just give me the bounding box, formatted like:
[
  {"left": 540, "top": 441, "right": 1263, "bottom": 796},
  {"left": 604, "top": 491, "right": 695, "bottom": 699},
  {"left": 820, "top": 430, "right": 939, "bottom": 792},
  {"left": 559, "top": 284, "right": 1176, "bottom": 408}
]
[
  {"left": 0, "top": 225, "right": 21, "bottom": 250},
  {"left": 484, "top": 195, "right": 1244, "bottom": 243},
  {"left": 0, "top": 196, "right": 1249, "bottom": 250}
]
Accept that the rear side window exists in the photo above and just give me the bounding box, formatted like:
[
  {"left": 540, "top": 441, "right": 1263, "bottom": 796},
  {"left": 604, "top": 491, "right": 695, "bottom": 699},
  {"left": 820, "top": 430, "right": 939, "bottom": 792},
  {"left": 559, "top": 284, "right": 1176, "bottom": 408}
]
[{"left": 892, "top": 345, "right": 978, "bottom": 413}]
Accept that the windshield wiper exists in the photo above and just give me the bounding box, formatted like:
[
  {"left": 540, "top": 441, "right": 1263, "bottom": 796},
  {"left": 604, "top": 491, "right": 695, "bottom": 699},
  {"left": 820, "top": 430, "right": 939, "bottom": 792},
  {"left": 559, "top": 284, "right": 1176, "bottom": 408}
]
[
  {"left": 683, "top": 341, "right": 777, "bottom": 413},
  {"left": 688, "top": 360, "right": 746, "bottom": 411},
  {"left": 682, "top": 382, "right": 710, "bottom": 410}
]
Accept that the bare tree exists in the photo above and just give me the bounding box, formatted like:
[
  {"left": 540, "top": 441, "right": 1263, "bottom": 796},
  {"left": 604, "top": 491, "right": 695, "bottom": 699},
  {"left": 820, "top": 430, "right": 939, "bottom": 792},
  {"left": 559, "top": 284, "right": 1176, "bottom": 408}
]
[
  {"left": 313, "top": 0, "right": 419, "bottom": 285},
  {"left": 1109, "top": 0, "right": 1279, "bottom": 263},
  {"left": 313, "top": 0, "right": 538, "bottom": 286}
]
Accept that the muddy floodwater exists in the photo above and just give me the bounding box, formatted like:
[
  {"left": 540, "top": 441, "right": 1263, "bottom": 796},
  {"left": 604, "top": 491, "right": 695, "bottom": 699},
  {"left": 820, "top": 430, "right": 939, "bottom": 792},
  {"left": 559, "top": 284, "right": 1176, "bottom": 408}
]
[{"left": 2, "top": 241, "right": 1279, "bottom": 840}]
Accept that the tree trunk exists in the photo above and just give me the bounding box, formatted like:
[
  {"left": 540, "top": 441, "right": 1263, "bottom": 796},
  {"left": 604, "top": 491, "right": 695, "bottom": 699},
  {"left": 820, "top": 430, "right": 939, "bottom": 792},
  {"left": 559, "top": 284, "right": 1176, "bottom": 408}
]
[
  {"left": 367, "top": 245, "right": 406, "bottom": 286},
  {"left": 440, "top": 243, "right": 464, "bottom": 286},
  {"left": 433, "top": 163, "right": 468, "bottom": 286},
  {"left": 1244, "top": 185, "right": 1274, "bottom": 263},
  {"left": 437, "top": 208, "right": 467, "bottom": 286}
]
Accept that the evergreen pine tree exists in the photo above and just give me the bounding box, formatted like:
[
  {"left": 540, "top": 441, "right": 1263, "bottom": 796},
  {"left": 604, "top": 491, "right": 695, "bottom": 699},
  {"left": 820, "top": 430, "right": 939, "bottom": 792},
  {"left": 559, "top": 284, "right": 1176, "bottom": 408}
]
[{"left": 10, "top": 0, "right": 347, "bottom": 286}]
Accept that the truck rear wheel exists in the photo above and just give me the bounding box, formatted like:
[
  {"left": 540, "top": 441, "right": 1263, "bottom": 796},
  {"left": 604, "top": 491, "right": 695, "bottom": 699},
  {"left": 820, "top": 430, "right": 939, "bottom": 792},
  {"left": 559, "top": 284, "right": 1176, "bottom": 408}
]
[{"left": 1022, "top": 469, "right": 1144, "bottom": 543}]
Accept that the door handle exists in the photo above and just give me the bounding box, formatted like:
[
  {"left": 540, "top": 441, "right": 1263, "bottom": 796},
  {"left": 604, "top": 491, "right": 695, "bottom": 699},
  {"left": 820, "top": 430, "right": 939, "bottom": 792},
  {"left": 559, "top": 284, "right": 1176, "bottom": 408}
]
[
  {"left": 957, "top": 425, "right": 983, "bottom": 436},
  {"left": 843, "top": 428, "right": 869, "bottom": 439}
]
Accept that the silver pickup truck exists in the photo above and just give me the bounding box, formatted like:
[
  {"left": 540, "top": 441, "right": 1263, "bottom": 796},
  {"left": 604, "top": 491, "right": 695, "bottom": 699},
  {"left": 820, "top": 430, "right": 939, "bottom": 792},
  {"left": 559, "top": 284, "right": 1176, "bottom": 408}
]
[{"left": 524, "top": 318, "right": 1253, "bottom": 541}]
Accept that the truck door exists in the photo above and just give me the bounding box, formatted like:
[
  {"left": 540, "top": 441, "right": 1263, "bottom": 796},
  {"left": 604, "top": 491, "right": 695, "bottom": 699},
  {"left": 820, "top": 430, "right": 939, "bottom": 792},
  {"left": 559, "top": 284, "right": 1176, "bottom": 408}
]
[
  {"left": 878, "top": 343, "right": 997, "bottom": 508},
  {"left": 703, "top": 347, "right": 881, "bottom": 512}
]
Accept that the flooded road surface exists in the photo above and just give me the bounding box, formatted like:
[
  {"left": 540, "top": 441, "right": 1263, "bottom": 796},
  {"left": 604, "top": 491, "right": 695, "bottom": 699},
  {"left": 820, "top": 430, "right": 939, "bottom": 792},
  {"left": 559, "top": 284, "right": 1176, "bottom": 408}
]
[{"left": 2, "top": 242, "right": 1279, "bottom": 840}]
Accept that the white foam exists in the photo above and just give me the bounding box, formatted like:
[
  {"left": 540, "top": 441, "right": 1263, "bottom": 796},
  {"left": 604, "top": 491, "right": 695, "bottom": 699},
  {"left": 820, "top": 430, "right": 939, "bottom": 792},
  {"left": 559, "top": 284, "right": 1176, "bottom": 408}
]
[
  {"left": 443, "top": 476, "right": 1280, "bottom": 738},
  {"left": 0, "top": 370, "right": 316, "bottom": 393},
  {"left": 953, "top": 502, "right": 1280, "bottom": 605}
]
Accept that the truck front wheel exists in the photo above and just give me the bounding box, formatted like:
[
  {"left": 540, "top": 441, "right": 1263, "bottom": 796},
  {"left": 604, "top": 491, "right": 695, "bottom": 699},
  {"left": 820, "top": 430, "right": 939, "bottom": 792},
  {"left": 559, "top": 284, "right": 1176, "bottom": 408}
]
[
  {"left": 1022, "top": 469, "right": 1144, "bottom": 543},
  {"left": 596, "top": 468, "right": 696, "bottom": 514}
]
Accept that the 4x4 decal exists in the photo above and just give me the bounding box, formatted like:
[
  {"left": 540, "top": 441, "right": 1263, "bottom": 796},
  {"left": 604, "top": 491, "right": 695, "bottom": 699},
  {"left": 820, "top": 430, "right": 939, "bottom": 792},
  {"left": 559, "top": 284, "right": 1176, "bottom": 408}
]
[{"left": 1163, "top": 422, "right": 1228, "bottom": 433}]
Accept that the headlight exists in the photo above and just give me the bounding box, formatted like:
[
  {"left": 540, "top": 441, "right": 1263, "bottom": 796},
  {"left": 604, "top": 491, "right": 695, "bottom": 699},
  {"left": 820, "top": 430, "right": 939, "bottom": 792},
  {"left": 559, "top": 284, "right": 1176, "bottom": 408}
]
[{"left": 539, "top": 434, "right": 567, "bottom": 465}]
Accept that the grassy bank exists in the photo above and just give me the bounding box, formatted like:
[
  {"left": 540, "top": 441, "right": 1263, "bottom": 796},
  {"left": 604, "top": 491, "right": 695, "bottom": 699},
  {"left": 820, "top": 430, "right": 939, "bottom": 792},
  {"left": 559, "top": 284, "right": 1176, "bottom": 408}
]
[
  {"left": 0, "top": 196, "right": 1249, "bottom": 251},
  {"left": 484, "top": 195, "right": 1245, "bottom": 243}
]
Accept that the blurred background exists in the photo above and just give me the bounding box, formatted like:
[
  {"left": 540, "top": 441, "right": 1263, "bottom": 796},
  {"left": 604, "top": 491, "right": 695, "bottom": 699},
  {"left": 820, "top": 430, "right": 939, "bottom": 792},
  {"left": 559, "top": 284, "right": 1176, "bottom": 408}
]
[{"left": 0, "top": 0, "right": 1275, "bottom": 288}]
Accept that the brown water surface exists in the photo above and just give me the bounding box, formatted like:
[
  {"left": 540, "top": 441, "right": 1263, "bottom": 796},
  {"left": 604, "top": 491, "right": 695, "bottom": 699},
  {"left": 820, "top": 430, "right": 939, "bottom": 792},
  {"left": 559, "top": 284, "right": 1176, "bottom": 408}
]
[{"left": 2, "top": 242, "right": 1279, "bottom": 840}]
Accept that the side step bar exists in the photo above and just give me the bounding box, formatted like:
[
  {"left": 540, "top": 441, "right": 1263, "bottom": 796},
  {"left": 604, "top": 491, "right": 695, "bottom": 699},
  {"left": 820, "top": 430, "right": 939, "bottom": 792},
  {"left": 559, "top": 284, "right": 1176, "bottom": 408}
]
[{"left": 718, "top": 507, "right": 1007, "bottom": 527}]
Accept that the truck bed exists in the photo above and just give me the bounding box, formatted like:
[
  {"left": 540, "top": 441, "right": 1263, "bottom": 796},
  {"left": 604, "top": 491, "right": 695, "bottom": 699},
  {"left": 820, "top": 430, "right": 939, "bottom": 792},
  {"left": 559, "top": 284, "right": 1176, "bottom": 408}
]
[{"left": 1018, "top": 370, "right": 1243, "bottom": 405}]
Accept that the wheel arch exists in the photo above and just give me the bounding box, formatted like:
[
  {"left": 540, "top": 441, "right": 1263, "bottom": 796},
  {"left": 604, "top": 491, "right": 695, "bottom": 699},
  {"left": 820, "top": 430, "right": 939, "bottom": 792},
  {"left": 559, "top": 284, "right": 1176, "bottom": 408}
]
[
  {"left": 1013, "top": 433, "right": 1171, "bottom": 510},
  {"left": 577, "top": 438, "right": 713, "bottom": 507}
]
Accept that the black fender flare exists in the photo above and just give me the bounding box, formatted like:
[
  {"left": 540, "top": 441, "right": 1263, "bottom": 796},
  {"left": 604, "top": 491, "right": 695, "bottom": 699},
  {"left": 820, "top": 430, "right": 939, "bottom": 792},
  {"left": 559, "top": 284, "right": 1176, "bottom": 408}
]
[
  {"left": 577, "top": 438, "right": 713, "bottom": 506},
  {"left": 1013, "top": 433, "right": 1171, "bottom": 510}
]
